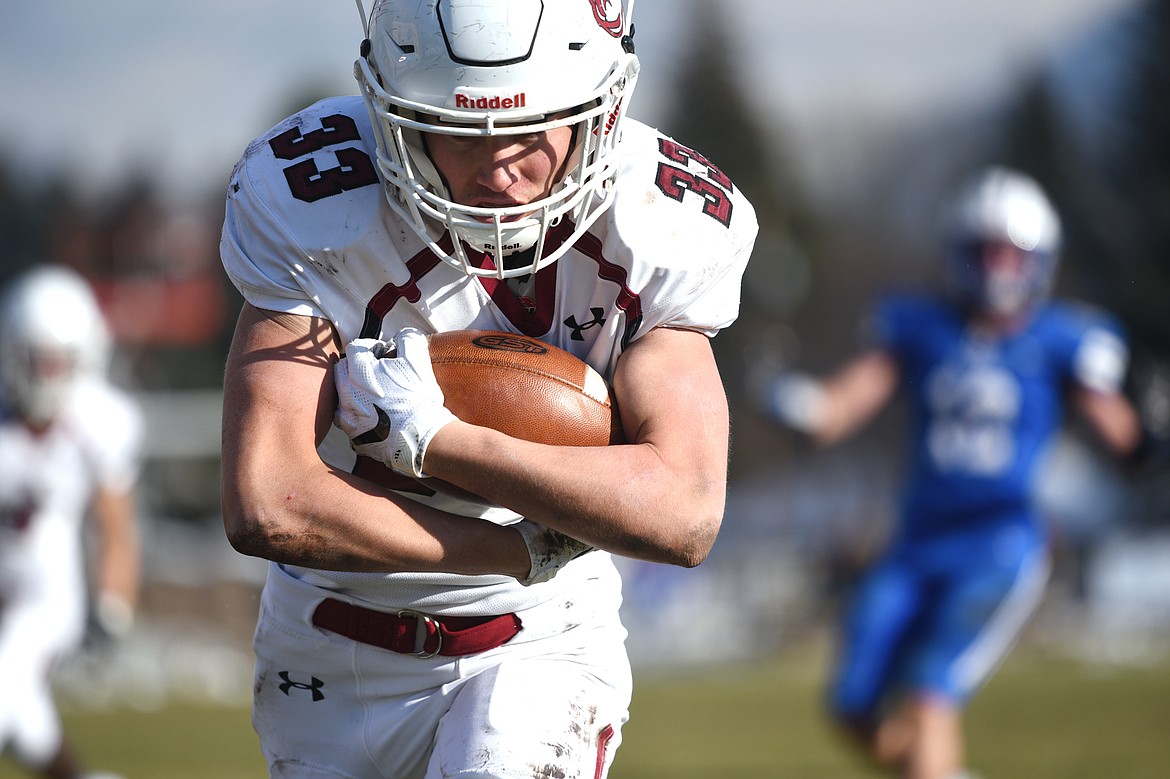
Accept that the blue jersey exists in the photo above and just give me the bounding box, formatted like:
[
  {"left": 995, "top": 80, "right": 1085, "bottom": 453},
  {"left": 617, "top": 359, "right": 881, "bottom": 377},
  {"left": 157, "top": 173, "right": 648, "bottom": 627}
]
[{"left": 873, "top": 294, "right": 1129, "bottom": 540}]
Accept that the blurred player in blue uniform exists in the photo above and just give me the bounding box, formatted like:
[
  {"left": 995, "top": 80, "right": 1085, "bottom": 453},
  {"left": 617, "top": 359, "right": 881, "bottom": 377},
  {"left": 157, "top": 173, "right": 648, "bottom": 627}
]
[{"left": 762, "top": 167, "right": 1155, "bottom": 779}]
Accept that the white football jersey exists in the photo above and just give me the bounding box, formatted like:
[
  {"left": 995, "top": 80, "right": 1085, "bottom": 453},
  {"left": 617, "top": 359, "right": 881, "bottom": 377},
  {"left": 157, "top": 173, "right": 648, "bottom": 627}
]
[
  {"left": 0, "top": 379, "right": 142, "bottom": 641},
  {"left": 221, "top": 96, "right": 757, "bottom": 614}
]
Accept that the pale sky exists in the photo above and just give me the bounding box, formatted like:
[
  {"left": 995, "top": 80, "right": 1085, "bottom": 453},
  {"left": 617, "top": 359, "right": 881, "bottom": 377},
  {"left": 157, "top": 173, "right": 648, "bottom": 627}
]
[{"left": 0, "top": 0, "right": 1140, "bottom": 203}]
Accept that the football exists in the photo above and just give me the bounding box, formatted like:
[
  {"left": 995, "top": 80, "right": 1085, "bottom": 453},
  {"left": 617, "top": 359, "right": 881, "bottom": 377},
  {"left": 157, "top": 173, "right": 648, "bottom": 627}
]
[{"left": 427, "top": 330, "right": 622, "bottom": 447}]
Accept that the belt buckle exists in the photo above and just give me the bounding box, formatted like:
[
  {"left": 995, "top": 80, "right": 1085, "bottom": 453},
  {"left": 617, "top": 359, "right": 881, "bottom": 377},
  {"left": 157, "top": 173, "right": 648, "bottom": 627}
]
[{"left": 398, "top": 609, "right": 442, "bottom": 658}]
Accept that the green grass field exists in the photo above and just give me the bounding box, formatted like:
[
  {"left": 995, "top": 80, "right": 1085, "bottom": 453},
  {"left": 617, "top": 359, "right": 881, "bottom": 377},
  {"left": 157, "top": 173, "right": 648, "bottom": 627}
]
[{"left": 4, "top": 647, "right": 1167, "bottom": 779}]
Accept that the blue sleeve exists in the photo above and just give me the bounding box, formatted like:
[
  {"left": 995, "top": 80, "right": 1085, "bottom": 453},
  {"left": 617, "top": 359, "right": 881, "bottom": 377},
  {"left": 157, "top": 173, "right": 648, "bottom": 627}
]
[
  {"left": 1036, "top": 303, "right": 1130, "bottom": 393},
  {"left": 868, "top": 293, "right": 935, "bottom": 358}
]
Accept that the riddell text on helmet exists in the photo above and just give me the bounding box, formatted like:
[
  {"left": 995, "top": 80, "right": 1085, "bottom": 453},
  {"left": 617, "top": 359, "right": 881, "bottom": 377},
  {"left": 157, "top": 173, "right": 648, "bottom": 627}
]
[{"left": 453, "top": 92, "right": 527, "bottom": 110}]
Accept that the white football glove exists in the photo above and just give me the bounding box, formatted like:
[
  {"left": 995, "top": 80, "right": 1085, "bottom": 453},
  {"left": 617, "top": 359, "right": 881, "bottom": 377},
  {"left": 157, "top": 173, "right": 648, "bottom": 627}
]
[
  {"left": 513, "top": 519, "right": 596, "bottom": 586},
  {"left": 334, "top": 328, "right": 457, "bottom": 478},
  {"left": 95, "top": 592, "right": 135, "bottom": 641},
  {"left": 765, "top": 371, "right": 827, "bottom": 435}
]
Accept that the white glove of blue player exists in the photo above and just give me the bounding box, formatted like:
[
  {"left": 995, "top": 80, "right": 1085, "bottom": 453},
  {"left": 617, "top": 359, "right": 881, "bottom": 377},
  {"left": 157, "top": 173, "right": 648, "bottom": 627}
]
[
  {"left": 94, "top": 592, "right": 135, "bottom": 642},
  {"left": 334, "top": 328, "right": 457, "bottom": 478},
  {"left": 764, "top": 371, "right": 827, "bottom": 435},
  {"left": 513, "top": 519, "right": 596, "bottom": 586}
]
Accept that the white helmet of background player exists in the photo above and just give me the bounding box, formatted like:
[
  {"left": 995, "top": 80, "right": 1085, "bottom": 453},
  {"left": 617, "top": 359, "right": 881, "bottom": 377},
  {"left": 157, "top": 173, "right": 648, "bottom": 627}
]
[
  {"left": 946, "top": 166, "right": 1062, "bottom": 317},
  {"left": 355, "top": 0, "right": 640, "bottom": 278},
  {"left": 0, "top": 265, "right": 111, "bottom": 427}
]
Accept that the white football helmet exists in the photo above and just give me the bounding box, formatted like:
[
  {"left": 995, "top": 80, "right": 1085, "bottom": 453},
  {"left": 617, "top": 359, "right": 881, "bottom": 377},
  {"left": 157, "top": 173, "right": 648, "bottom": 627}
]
[
  {"left": 946, "top": 167, "right": 1062, "bottom": 317},
  {"left": 354, "top": 0, "right": 640, "bottom": 278},
  {"left": 0, "top": 265, "right": 111, "bottom": 426}
]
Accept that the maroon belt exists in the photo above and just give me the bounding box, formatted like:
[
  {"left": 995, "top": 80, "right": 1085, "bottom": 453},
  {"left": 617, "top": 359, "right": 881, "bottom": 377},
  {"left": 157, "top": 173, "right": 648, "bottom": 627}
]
[{"left": 312, "top": 598, "right": 522, "bottom": 658}]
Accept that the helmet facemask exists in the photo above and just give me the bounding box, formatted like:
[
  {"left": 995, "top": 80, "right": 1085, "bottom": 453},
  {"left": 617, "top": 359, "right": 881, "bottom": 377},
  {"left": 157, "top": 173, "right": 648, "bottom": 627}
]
[
  {"left": 948, "top": 238, "right": 1058, "bottom": 319},
  {"left": 3, "top": 341, "right": 85, "bottom": 426}
]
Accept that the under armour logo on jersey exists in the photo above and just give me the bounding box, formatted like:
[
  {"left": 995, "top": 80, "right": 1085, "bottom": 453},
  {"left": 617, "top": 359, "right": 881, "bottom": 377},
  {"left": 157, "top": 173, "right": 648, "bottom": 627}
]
[
  {"left": 564, "top": 308, "right": 607, "bottom": 341},
  {"left": 278, "top": 671, "right": 326, "bottom": 702}
]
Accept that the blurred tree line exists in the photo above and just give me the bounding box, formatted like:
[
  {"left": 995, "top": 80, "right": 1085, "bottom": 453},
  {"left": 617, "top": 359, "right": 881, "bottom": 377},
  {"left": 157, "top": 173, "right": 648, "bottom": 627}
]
[{"left": 0, "top": 171, "right": 241, "bottom": 391}]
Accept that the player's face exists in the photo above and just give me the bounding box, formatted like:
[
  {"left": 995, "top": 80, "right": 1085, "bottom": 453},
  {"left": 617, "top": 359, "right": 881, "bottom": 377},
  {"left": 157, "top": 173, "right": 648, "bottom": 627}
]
[
  {"left": 979, "top": 239, "right": 1034, "bottom": 316},
  {"left": 423, "top": 122, "right": 575, "bottom": 219},
  {"left": 29, "top": 347, "right": 76, "bottom": 383},
  {"left": 981, "top": 239, "right": 1026, "bottom": 269},
  {"left": 10, "top": 346, "right": 78, "bottom": 428}
]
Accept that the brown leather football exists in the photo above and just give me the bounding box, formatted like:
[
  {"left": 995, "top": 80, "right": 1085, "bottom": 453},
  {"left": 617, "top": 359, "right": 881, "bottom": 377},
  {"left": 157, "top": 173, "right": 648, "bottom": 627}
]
[{"left": 427, "top": 330, "right": 622, "bottom": 446}]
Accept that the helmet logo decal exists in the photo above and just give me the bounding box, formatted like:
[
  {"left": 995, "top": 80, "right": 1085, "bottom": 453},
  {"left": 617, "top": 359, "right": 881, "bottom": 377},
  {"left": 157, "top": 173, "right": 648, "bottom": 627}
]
[
  {"left": 589, "top": 0, "right": 624, "bottom": 38},
  {"left": 604, "top": 98, "right": 624, "bottom": 136},
  {"left": 453, "top": 92, "right": 527, "bottom": 110}
]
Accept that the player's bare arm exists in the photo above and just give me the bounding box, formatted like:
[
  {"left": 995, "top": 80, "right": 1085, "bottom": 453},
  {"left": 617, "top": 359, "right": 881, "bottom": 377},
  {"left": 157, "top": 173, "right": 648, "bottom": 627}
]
[
  {"left": 812, "top": 350, "right": 900, "bottom": 446},
  {"left": 1072, "top": 385, "right": 1142, "bottom": 457},
  {"left": 221, "top": 302, "right": 530, "bottom": 578},
  {"left": 422, "top": 326, "right": 730, "bottom": 568},
  {"left": 91, "top": 483, "right": 141, "bottom": 632}
]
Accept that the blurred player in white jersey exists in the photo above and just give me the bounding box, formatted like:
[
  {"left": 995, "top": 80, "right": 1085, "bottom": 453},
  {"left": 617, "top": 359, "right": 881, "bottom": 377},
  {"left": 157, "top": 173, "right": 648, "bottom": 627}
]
[
  {"left": 760, "top": 167, "right": 1159, "bottom": 779},
  {"left": 0, "top": 265, "right": 142, "bottom": 779},
  {"left": 218, "top": 1, "right": 757, "bottom": 777}
]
